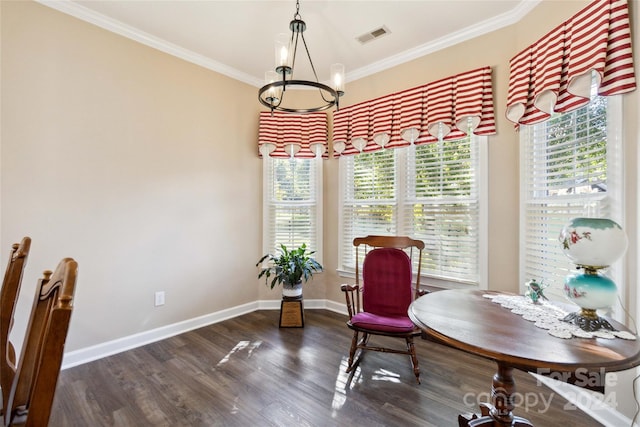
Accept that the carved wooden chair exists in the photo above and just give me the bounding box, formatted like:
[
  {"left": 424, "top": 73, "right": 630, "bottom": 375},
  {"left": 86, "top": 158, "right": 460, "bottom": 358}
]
[
  {"left": 0, "top": 237, "right": 31, "bottom": 414},
  {"left": 341, "top": 235, "right": 427, "bottom": 384},
  {"left": 4, "top": 257, "right": 78, "bottom": 427}
]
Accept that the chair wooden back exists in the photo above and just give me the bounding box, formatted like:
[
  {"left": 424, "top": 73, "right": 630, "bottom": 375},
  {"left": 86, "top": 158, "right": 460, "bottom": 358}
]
[
  {"left": 0, "top": 237, "right": 31, "bottom": 413},
  {"left": 354, "top": 235, "right": 424, "bottom": 302},
  {"left": 5, "top": 258, "right": 78, "bottom": 427}
]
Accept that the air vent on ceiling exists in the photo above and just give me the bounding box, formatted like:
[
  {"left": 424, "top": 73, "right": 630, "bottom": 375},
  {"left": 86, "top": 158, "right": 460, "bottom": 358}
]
[{"left": 357, "top": 26, "right": 391, "bottom": 44}]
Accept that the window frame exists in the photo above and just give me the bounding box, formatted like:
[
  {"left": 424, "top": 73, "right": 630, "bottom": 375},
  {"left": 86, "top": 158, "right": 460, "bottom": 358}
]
[
  {"left": 338, "top": 134, "right": 488, "bottom": 289},
  {"left": 518, "top": 92, "right": 624, "bottom": 316},
  {"left": 261, "top": 155, "right": 323, "bottom": 264}
]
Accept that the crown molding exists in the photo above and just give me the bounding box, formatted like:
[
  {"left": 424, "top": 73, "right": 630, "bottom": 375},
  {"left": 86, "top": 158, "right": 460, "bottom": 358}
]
[
  {"left": 38, "top": 0, "right": 540, "bottom": 88},
  {"left": 347, "top": 0, "right": 542, "bottom": 82},
  {"left": 36, "top": 0, "right": 263, "bottom": 87}
]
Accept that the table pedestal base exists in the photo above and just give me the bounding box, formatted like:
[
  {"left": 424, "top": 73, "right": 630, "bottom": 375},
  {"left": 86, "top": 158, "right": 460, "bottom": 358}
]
[
  {"left": 458, "top": 364, "right": 534, "bottom": 427},
  {"left": 458, "top": 403, "right": 533, "bottom": 427}
]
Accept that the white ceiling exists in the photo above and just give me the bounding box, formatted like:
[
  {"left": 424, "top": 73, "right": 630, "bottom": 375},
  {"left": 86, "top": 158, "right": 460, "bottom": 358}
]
[{"left": 41, "top": 0, "right": 541, "bottom": 87}]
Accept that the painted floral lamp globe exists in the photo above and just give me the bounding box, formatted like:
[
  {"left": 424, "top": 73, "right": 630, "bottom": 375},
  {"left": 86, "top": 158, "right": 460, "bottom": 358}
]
[{"left": 558, "top": 217, "right": 628, "bottom": 331}]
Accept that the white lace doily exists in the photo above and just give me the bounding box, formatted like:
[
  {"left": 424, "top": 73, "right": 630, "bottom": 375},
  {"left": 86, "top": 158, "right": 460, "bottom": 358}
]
[{"left": 483, "top": 294, "right": 637, "bottom": 340}]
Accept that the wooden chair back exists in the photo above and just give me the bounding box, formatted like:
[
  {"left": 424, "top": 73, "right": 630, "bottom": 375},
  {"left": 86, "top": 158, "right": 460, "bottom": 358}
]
[
  {"left": 0, "top": 237, "right": 31, "bottom": 413},
  {"left": 354, "top": 235, "right": 424, "bottom": 297},
  {"left": 4, "top": 258, "right": 78, "bottom": 427}
]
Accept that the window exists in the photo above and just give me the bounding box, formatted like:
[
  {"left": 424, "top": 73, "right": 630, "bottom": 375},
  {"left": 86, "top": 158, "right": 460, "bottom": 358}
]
[
  {"left": 262, "top": 156, "right": 322, "bottom": 261},
  {"left": 404, "top": 134, "right": 483, "bottom": 284},
  {"left": 339, "top": 129, "right": 487, "bottom": 287},
  {"left": 520, "top": 79, "right": 623, "bottom": 301}
]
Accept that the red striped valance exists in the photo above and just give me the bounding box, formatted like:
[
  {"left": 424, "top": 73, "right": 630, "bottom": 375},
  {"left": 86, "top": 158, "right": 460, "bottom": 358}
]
[
  {"left": 332, "top": 66, "right": 495, "bottom": 157},
  {"left": 506, "top": 0, "right": 635, "bottom": 126},
  {"left": 258, "top": 112, "right": 328, "bottom": 158}
]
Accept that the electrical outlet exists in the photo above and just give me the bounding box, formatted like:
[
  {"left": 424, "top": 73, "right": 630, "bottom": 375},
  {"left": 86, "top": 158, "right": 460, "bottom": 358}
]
[{"left": 154, "top": 291, "right": 165, "bottom": 307}]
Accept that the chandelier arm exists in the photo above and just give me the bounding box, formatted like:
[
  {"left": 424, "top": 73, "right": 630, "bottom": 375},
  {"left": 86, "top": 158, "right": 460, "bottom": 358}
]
[
  {"left": 317, "top": 84, "right": 335, "bottom": 104},
  {"left": 300, "top": 32, "right": 321, "bottom": 84},
  {"left": 299, "top": 31, "right": 334, "bottom": 104},
  {"left": 289, "top": 30, "right": 299, "bottom": 80}
]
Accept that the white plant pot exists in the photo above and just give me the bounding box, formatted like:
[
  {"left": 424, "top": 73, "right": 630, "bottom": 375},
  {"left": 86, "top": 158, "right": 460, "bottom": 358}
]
[{"left": 282, "top": 282, "right": 302, "bottom": 298}]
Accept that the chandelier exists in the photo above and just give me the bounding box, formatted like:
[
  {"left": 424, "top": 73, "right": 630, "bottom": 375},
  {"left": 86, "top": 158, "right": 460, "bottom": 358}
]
[{"left": 258, "top": 0, "right": 345, "bottom": 114}]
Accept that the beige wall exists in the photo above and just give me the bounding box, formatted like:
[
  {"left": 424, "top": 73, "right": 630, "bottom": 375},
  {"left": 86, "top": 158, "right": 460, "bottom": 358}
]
[
  {"left": 1, "top": 1, "right": 262, "bottom": 352},
  {"left": 1, "top": 0, "right": 639, "bottom": 361}
]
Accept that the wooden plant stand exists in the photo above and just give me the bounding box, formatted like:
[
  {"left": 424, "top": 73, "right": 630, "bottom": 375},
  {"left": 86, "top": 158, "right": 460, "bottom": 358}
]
[{"left": 279, "top": 295, "right": 304, "bottom": 328}]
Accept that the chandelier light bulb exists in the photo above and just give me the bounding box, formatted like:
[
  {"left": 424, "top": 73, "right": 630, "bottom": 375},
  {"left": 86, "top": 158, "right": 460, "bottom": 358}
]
[
  {"left": 280, "top": 46, "right": 288, "bottom": 66},
  {"left": 331, "top": 63, "right": 345, "bottom": 95},
  {"left": 275, "top": 33, "right": 291, "bottom": 71}
]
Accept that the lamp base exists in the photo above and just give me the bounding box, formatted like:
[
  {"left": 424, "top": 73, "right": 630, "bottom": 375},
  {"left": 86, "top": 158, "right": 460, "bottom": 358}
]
[{"left": 562, "top": 309, "right": 617, "bottom": 332}]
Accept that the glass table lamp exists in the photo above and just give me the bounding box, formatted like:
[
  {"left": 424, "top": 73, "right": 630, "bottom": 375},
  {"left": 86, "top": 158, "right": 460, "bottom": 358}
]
[{"left": 558, "top": 217, "right": 628, "bottom": 331}]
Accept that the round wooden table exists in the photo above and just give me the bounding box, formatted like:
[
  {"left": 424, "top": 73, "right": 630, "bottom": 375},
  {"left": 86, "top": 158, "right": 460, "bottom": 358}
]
[{"left": 408, "top": 289, "right": 640, "bottom": 427}]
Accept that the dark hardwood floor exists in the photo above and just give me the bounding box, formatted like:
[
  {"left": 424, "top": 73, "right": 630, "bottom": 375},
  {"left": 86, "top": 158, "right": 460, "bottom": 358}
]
[{"left": 51, "top": 310, "right": 604, "bottom": 426}]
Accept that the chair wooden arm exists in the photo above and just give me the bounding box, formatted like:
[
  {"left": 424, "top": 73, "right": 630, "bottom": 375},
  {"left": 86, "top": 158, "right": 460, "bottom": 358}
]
[{"left": 340, "top": 284, "right": 361, "bottom": 319}]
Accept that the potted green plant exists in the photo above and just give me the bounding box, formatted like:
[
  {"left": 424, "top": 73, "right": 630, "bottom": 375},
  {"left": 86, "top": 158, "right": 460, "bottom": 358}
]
[{"left": 256, "top": 243, "right": 322, "bottom": 297}]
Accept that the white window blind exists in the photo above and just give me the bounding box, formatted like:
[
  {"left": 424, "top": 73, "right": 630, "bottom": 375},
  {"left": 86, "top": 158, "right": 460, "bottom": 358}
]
[
  {"left": 340, "top": 149, "right": 396, "bottom": 268},
  {"left": 520, "top": 77, "right": 622, "bottom": 301},
  {"left": 263, "top": 157, "right": 322, "bottom": 259},
  {"left": 340, "top": 127, "right": 484, "bottom": 286},
  {"left": 403, "top": 135, "right": 480, "bottom": 283}
]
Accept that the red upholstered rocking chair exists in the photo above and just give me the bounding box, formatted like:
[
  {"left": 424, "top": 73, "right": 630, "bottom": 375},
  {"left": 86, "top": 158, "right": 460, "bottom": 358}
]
[{"left": 341, "top": 235, "right": 427, "bottom": 384}]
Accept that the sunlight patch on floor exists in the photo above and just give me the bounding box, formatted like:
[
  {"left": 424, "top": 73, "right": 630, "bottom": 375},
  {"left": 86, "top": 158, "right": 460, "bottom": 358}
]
[
  {"left": 373, "top": 368, "right": 401, "bottom": 383},
  {"left": 230, "top": 395, "right": 239, "bottom": 415},
  {"left": 216, "top": 340, "right": 262, "bottom": 366},
  {"left": 331, "top": 357, "right": 360, "bottom": 415}
]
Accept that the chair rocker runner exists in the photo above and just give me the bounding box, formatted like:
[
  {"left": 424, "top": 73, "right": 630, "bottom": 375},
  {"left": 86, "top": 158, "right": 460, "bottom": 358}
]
[{"left": 341, "top": 235, "right": 427, "bottom": 384}]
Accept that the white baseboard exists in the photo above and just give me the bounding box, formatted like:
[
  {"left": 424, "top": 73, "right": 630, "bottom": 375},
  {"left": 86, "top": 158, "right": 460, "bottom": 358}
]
[
  {"left": 62, "top": 298, "right": 344, "bottom": 369},
  {"left": 256, "top": 298, "right": 346, "bottom": 313},
  {"left": 532, "top": 373, "right": 634, "bottom": 427},
  {"left": 324, "top": 298, "right": 349, "bottom": 315}
]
